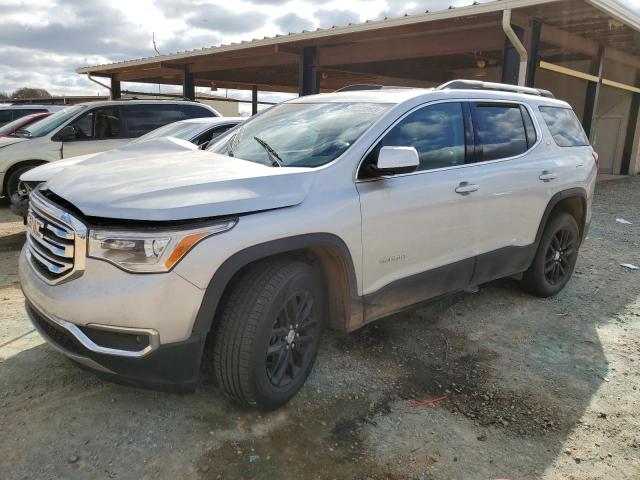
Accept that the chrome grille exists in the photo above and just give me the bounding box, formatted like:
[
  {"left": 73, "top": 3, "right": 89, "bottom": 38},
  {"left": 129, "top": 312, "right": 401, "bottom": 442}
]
[{"left": 26, "top": 190, "right": 87, "bottom": 284}]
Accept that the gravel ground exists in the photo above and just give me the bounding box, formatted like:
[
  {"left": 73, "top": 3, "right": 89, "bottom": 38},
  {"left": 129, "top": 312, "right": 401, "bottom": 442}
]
[{"left": 1, "top": 178, "right": 639, "bottom": 480}]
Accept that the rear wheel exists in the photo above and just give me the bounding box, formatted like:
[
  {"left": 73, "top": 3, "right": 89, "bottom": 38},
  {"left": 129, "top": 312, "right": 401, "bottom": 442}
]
[
  {"left": 521, "top": 212, "right": 580, "bottom": 297},
  {"left": 213, "top": 259, "right": 325, "bottom": 410}
]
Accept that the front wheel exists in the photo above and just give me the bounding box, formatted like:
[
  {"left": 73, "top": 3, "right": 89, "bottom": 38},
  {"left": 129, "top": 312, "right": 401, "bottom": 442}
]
[
  {"left": 213, "top": 259, "right": 325, "bottom": 410},
  {"left": 521, "top": 212, "right": 580, "bottom": 297}
]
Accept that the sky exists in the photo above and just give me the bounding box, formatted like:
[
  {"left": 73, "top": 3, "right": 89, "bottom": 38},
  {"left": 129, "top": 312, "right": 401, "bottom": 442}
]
[{"left": 1, "top": 0, "right": 639, "bottom": 103}]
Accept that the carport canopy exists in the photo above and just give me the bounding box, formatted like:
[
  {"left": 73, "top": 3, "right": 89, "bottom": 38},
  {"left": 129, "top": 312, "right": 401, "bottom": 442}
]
[{"left": 76, "top": 0, "right": 640, "bottom": 98}]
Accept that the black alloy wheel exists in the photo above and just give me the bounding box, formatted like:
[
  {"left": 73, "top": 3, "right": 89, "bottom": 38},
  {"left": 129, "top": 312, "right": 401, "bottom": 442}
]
[{"left": 266, "top": 290, "right": 319, "bottom": 388}]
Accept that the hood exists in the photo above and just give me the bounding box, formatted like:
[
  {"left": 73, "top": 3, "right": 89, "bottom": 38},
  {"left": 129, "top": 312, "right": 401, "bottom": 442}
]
[
  {"left": 0, "top": 136, "right": 28, "bottom": 149},
  {"left": 46, "top": 150, "right": 316, "bottom": 221},
  {"left": 21, "top": 137, "right": 197, "bottom": 183}
]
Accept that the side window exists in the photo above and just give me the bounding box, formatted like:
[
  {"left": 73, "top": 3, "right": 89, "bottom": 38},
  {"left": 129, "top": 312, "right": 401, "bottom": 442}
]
[
  {"left": 539, "top": 106, "right": 589, "bottom": 147},
  {"left": 16, "top": 109, "right": 47, "bottom": 118},
  {"left": 0, "top": 110, "right": 13, "bottom": 124},
  {"left": 366, "top": 102, "right": 465, "bottom": 174},
  {"left": 176, "top": 104, "right": 216, "bottom": 119},
  {"left": 520, "top": 105, "right": 537, "bottom": 148},
  {"left": 123, "top": 104, "right": 188, "bottom": 137},
  {"left": 67, "top": 107, "right": 121, "bottom": 140},
  {"left": 472, "top": 103, "right": 528, "bottom": 161},
  {"left": 196, "top": 125, "right": 234, "bottom": 147}
]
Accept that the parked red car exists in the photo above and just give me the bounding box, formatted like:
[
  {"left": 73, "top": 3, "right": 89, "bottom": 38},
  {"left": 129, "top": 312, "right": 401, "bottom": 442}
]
[{"left": 0, "top": 112, "right": 52, "bottom": 137}]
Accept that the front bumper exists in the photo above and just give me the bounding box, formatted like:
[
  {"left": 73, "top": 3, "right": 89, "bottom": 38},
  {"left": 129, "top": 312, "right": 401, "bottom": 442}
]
[
  {"left": 20, "top": 245, "right": 208, "bottom": 391},
  {"left": 9, "top": 192, "right": 29, "bottom": 220},
  {"left": 26, "top": 300, "right": 205, "bottom": 392}
]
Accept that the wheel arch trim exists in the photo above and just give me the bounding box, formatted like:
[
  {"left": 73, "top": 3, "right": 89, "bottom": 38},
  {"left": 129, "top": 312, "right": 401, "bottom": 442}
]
[
  {"left": 535, "top": 187, "right": 588, "bottom": 246},
  {"left": 191, "top": 233, "right": 363, "bottom": 337}
]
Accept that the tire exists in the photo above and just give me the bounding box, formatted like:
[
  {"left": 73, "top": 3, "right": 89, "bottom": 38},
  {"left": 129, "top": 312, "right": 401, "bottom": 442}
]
[
  {"left": 4, "top": 164, "right": 38, "bottom": 199},
  {"left": 213, "top": 258, "right": 326, "bottom": 410},
  {"left": 521, "top": 212, "right": 580, "bottom": 297}
]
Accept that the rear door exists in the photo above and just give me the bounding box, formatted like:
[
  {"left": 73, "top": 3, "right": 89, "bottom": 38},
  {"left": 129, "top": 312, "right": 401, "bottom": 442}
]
[
  {"left": 356, "top": 101, "right": 476, "bottom": 319},
  {"left": 462, "top": 101, "right": 553, "bottom": 284},
  {"left": 61, "top": 106, "right": 129, "bottom": 157}
]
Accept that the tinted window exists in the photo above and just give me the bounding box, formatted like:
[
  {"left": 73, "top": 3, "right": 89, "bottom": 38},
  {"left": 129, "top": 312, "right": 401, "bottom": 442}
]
[
  {"left": 521, "top": 105, "right": 537, "bottom": 148},
  {"left": 368, "top": 102, "right": 465, "bottom": 173},
  {"left": 68, "top": 107, "right": 121, "bottom": 140},
  {"left": 14, "top": 109, "right": 47, "bottom": 119},
  {"left": 473, "top": 104, "right": 528, "bottom": 161},
  {"left": 123, "top": 104, "right": 214, "bottom": 138},
  {"left": 539, "top": 106, "right": 589, "bottom": 147},
  {"left": 0, "top": 110, "right": 12, "bottom": 124},
  {"left": 197, "top": 124, "right": 234, "bottom": 147},
  {"left": 175, "top": 104, "right": 216, "bottom": 118}
]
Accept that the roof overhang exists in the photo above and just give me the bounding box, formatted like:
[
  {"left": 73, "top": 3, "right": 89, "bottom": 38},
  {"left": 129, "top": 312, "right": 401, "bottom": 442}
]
[{"left": 76, "top": 0, "right": 640, "bottom": 93}]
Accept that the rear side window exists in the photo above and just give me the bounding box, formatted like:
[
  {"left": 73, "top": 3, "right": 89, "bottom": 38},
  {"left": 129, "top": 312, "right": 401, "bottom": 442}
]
[
  {"left": 124, "top": 105, "right": 185, "bottom": 137},
  {"left": 539, "top": 106, "right": 589, "bottom": 147},
  {"left": 0, "top": 110, "right": 12, "bottom": 124},
  {"left": 368, "top": 102, "right": 466, "bottom": 172},
  {"left": 14, "top": 109, "right": 47, "bottom": 119},
  {"left": 176, "top": 104, "right": 216, "bottom": 118},
  {"left": 472, "top": 103, "right": 528, "bottom": 161}
]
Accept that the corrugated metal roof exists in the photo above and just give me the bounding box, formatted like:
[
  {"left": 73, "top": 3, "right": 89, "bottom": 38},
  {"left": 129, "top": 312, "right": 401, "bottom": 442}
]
[
  {"left": 75, "top": 0, "right": 549, "bottom": 73},
  {"left": 76, "top": 0, "right": 640, "bottom": 75}
]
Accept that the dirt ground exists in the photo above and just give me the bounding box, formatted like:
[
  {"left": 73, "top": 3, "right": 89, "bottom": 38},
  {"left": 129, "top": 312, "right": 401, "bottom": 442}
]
[{"left": 1, "top": 178, "right": 639, "bottom": 480}]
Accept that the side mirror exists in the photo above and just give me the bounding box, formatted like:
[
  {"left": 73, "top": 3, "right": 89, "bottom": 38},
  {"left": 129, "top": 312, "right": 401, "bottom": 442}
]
[
  {"left": 374, "top": 146, "right": 419, "bottom": 175},
  {"left": 59, "top": 125, "right": 76, "bottom": 142}
]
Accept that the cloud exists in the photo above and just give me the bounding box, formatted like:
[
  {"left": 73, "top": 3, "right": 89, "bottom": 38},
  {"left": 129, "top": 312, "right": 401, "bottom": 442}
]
[
  {"left": 314, "top": 9, "right": 361, "bottom": 28},
  {"left": 185, "top": 5, "right": 268, "bottom": 33},
  {"left": 275, "top": 13, "right": 314, "bottom": 33}
]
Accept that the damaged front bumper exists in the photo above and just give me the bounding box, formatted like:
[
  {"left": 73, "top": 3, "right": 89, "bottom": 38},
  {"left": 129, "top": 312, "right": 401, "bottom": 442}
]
[{"left": 10, "top": 192, "right": 30, "bottom": 220}]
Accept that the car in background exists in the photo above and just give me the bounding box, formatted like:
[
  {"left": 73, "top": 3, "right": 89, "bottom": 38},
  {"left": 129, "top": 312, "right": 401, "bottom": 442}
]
[
  {"left": 0, "top": 112, "right": 53, "bottom": 137},
  {"left": 134, "top": 116, "right": 244, "bottom": 149},
  {"left": 0, "top": 100, "right": 220, "bottom": 199},
  {"left": 10, "top": 116, "right": 244, "bottom": 218},
  {"left": 0, "top": 104, "right": 64, "bottom": 127}
]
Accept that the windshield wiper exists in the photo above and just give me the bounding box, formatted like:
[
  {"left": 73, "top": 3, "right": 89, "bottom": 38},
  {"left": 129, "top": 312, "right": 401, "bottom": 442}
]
[{"left": 253, "top": 136, "right": 283, "bottom": 167}]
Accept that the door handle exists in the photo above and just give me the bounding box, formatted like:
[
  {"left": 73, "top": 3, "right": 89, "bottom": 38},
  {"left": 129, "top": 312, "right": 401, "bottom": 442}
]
[
  {"left": 455, "top": 182, "right": 479, "bottom": 195},
  {"left": 539, "top": 171, "right": 558, "bottom": 182}
]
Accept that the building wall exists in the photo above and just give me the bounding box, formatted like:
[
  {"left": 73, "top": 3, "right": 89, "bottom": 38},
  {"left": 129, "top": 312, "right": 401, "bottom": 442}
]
[{"left": 200, "top": 99, "right": 241, "bottom": 116}]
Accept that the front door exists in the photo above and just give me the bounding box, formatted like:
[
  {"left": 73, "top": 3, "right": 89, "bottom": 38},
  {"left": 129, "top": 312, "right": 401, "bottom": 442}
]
[
  {"left": 356, "top": 101, "right": 475, "bottom": 321},
  {"left": 61, "top": 106, "right": 129, "bottom": 158}
]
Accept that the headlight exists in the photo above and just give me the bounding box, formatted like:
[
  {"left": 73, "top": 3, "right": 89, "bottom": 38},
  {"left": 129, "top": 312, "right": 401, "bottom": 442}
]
[{"left": 88, "top": 219, "right": 237, "bottom": 272}]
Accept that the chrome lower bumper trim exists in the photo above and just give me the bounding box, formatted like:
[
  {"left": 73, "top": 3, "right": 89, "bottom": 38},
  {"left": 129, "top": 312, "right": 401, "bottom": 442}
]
[{"left": 27, "top": 301, "right": 160, "bottom": 358}]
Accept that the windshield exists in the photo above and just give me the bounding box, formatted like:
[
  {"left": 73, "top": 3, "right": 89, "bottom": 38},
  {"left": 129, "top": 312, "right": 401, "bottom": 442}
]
[
  {"left": 133, "top": 120, "right": 208, "bottom": 143},
  {"left": 20, "top": 105, "right": 86, "bottom": 138},
  {"left": 209, "top": 102, "right": 389, "bottom": 167}
]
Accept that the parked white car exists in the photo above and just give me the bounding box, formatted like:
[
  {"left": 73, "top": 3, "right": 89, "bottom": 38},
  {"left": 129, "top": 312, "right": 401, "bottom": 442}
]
[
  {"left": 10, "top": 117, "right": 244, "bottom": 217},
  {"left": 0, "top": 104, "right": 65, "bottom": 127},
  {"left": 0, "top": 100, "right": 220, "bottom": 199},
  {"left": 19, "top": 81, "right": 597, "bottom": 410}
]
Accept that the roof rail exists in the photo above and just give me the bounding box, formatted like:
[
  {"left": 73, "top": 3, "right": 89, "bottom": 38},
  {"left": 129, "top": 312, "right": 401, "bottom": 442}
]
[
  {"left": 335, "top": 84, "right": 414, "bottom": 92},
  {"left": 437, "top": 79, "right": 554, "bottom": 98},
  {"left": 335, "top": 84, "right": 385, "bottom": 92}
]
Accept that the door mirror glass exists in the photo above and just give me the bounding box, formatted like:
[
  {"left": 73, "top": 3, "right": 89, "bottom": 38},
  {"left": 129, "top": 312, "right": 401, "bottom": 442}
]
[
  {"left": 374, "top": 146, "right": 419, "bottom": 175},
  {"left": 59, "top": 125, "right": 77, "bottom": 142}
]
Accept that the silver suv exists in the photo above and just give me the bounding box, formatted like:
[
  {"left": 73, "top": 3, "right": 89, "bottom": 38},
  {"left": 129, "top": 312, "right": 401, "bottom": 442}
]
[{"left": 19, "top": 80, "right": 597, "bottom": 409}]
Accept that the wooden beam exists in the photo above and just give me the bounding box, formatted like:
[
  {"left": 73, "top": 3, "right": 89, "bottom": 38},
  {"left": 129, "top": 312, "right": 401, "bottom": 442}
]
[
  {"left": 603, "top": 46, "right": 640, "bottom": 71},
  {"left": 540, "top": 23, "right": 600, "bottom": 57},
  {"left": 317, "top": 28, "right": 503, "bottom": 66},
  {"left": 540, "top": 23, "right": 640, "bottom": 70},
  {"left": 187, "top": 53, "right": 298, "bottom": 74}
]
